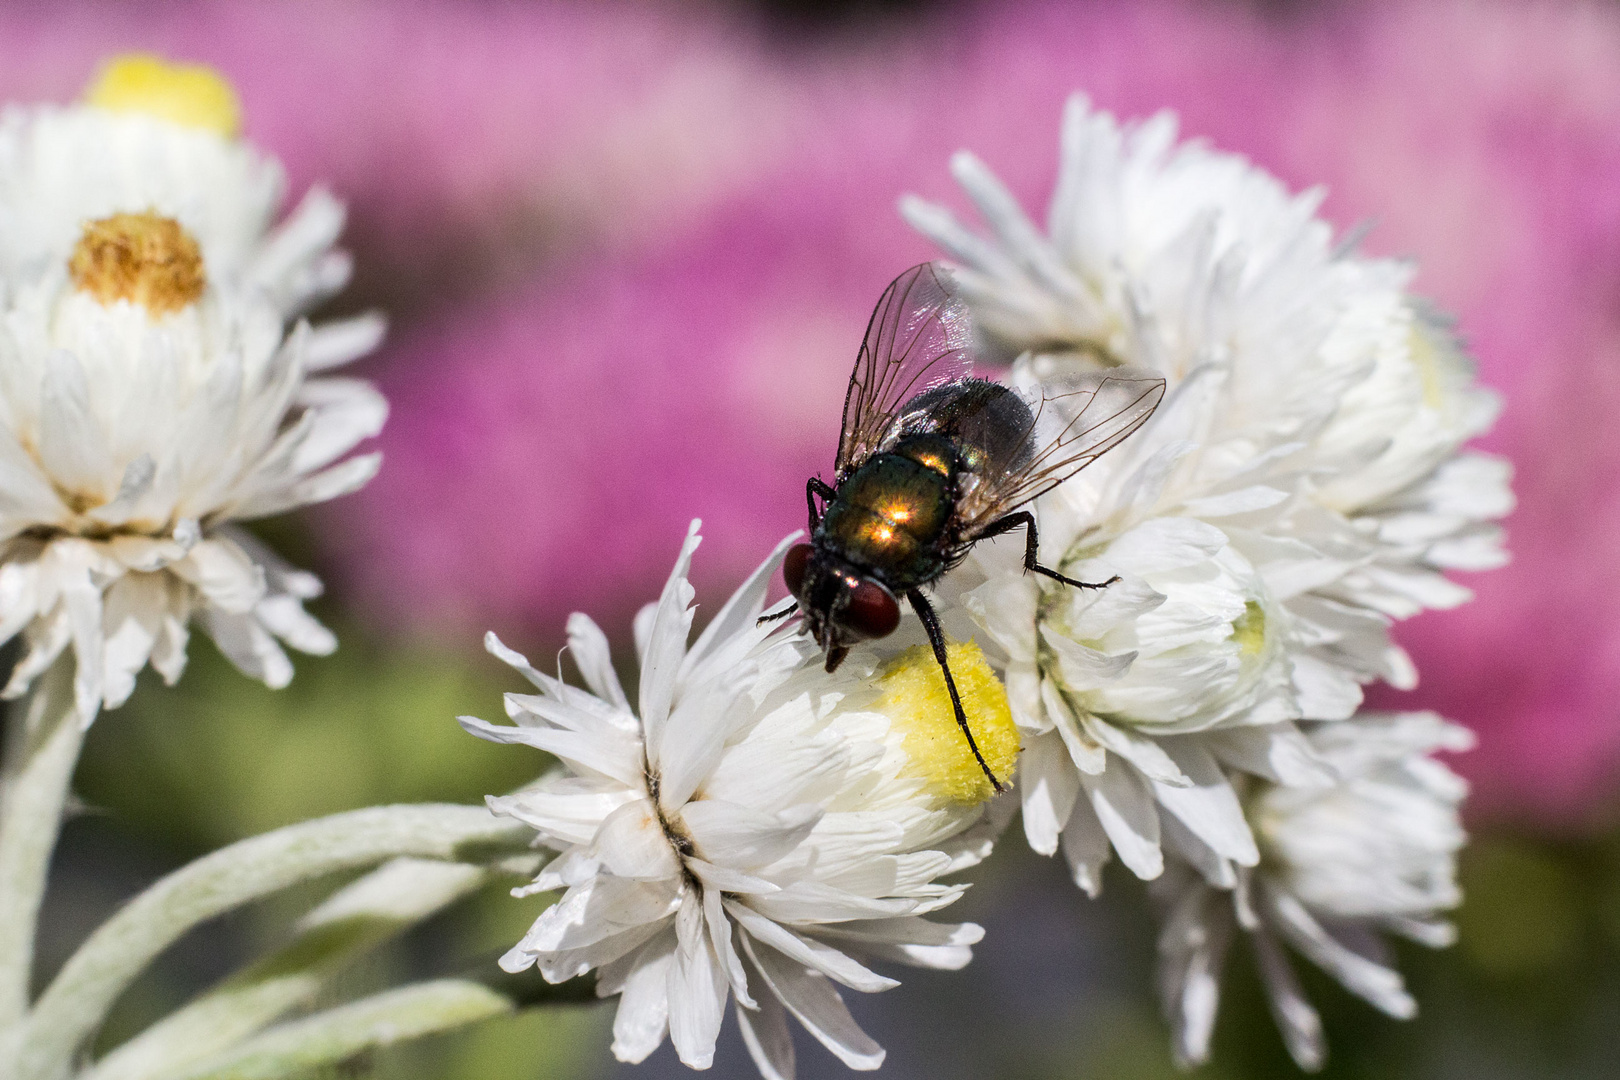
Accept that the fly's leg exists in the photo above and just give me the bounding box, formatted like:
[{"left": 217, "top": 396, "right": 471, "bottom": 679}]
[
  {"left": 906, "top": 589, "right": 1005, "bottom": 794},
  {"left": 806, "top": 477, "right": 837, "bottom": 532},
  {"left": 975, "top": 511, "right": 1119, "bottom": 590},
  {"left": 756, "top": 602, "right": 799, "bottom": 626}
]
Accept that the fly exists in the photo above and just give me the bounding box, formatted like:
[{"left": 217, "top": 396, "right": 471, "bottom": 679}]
[{"left": 767, "top": 263, "right": 1165, "bottom": 793}]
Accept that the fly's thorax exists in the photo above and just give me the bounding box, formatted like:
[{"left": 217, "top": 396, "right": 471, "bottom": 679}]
[{"left": 820, "top": 453, "right": 952, "bottom": 586}]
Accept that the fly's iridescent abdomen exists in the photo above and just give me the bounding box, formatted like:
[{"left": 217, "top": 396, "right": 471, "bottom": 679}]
[{"left": 894, "top": 380, "right": 1036, "bottom": 480}]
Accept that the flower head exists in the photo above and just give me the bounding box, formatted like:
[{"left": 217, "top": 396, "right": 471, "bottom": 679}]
[
  {"left": 0, "top": 55, "right": 380, "bottom": 332},
  {"left": 464, "top": 523, "right": 1008, "bottom": 1077},
  {"left": 905, "top": 95, "right": 1506, "bottom": 887},
  {"left": 1156, "top": 712, "right": 1472, "bottom": 1071},
  {"left": 0, "top": 59, "right": 385, "bottom": 720}
]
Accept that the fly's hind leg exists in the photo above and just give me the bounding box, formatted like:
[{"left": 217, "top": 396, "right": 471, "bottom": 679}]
[
  {"left": 906, "top": 588, "right": 1006, "bottom": 794},
  {"left": 974, "top": 511, "right": 1119, "bottom": 590}
]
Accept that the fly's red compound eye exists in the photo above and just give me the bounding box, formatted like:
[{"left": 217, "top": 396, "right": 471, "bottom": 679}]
[
  {"left": 783, "top": 544, "right": 813, "bottom": 598},
  {"left": 844, "top": 579, "right": 900, "bottom": 640}
]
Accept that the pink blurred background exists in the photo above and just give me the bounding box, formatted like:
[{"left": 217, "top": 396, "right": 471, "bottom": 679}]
[{"left": 6, "top": 0, "right": 1619, "bottom": 826}]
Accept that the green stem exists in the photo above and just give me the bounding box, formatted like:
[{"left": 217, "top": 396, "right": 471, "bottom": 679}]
[
  {"left": 84, "top": 858, "right": 498, "bottom": 1080},
  {"left": 172, "top": 980, "right": 516, "bottom": 1080},
  {"left": 11, "top": 804, "right": 528, "bottom": 1080},
  {"left": 0, "top": 654, "right": 84, "bottom": 1028}
]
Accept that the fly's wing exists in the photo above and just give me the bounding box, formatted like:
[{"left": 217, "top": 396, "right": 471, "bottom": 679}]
[
  {"left": 834, "top": 263, "right": 977, "bottom": 479},
  {"left": 956, "top": 367, "right": 1166, "bottom": 537}
]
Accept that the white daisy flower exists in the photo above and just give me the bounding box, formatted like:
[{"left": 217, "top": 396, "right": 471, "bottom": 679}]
[
  {"left": 950, "top": 352, "right": 1349, "bottom": 889},
  {"left": 0, "top": 176, "right": 384, "bottom": 722},
  {"left": 0, "top": 54, "right": 384, "bottom": 360},
  {"left": 902, "top": 92, "right": 1509, "bottom": 660},
  {"left": 902, "top": 95, "right": 1507, "bottom": 883},
  {"left": 463, "top": 523, "right": 1015, "bottom": 1078},
  {"left": 1156, "top": 712, "right": 1472, "bottom": 1071}
]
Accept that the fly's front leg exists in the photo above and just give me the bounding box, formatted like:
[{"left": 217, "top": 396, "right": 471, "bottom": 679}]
[
  {"left": 975, "top": 511, "right": 1119, "bottom": 590},
  {"left": 906, "top": 589, "right": 1005, "bottom": 794},
  {"left": 756, "top": 603, "right": 799, "bottom": 626},
  {"left": 806, "top": 476, "right": 837, "bottom": 532}
]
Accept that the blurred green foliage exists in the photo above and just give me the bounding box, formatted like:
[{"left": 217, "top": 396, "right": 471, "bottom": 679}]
[{"left": 76, "top": 625, "right": 541, "bottom": 855}]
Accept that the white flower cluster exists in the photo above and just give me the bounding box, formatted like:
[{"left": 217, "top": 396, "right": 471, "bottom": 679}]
[
  {"left": 901, "top": 95, "right": 1508, "bottom": 1068},
  {"left": 466, "top": 524, "right": 1012, "bottom": 1078},
  {"left": 0, "top": 56, "right": 385, "bottom": 722}
]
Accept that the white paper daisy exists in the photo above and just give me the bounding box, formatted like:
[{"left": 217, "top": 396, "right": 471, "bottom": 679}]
[
  {"left": 0, "top": 55, "right": 384, "bottom": 360},
  {"left": 463, "top": 523, "right": 1015, "bottom": 1078},
  {"left": 0, "top": 153, "right": 384, "bottom": 722},
  {"left": 1155, "top": 712, "right": 1472, "bottom": 1071},
  {"left": 902, "top": 92, "right": 1509, "bottom": 668},
  {"left": 903, "top": 95, "right": 1506, "bottom": 886}
]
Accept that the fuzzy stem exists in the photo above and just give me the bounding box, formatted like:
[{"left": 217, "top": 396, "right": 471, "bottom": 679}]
[
  {"left": 171, "top": 980, "right": 516, "bottom": 1080},
  {"left": 83, "top": 858, "right": 499, "bottom": 1080},
  {"left": 0, "top": 654, "right": 84, "bottom": 1028},
  {"left": 11, "top": 804, "right": 527, "bottom": 1080}
]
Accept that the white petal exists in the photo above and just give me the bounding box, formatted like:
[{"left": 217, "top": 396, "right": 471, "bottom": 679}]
[
  {"left": 304, "top": 311, "right": 387, "bottom": 371},
  {"left": 641, "top": 521, "right": 701, "bottom": 762},
  {"left": 289, "top": 377, "right": 388, "bottom": 473},
  {"left": 1083, "top": 716, "right": 1190, "bottom": 787},
  {"left": 1207, "top": 724, "right": 1336, "bottom": 788},
  {"left": 1080, "top": 763, "right": 1163, "bottom": 880},
  {"left": 815, "top": 918, "right": 984, "bottom": 971},
  {"left": 727, "top": 901, "right": 898, "bottom": 993},
  {"left": 1019, "top": 730, "right": 1079, "bottom": 856},
  {"left": 457, "top": 715, "right": 643, "bottom": 789},
  {"left": 171, "top": 537, "right": 266, "bottom": 614},
  {"left": 1259, "top": 883, "right": 1415, "bottom": 1018},
  {"left": 1252, "top": 929, "right": 1326, "bottom": 1072},
  {"left": 1151, "top": 740, "right": 1259, "bottom": 867},
  {"left": 610, "top": 932, "right": 676, "bottom": 1064},
  {"left": 682, "top": 800, "right": 821, "bottom": 871},
  {"left": 1059, "top": 796, "right": 1112, "bottom": 897},
  {"left": 743, "top": 936, "right": 886, "bottom": 1071},
  {"left": 566, "top": 612, "right": 629, "bottom": 710},
  {"left": 685, "top": 857, "right": 780, "bottom": 895},
  {"left": 514, "top": 875, "right": 680, "bottom": 964},
  {"left": 37, "top": 349, "right": 111, "bottom": 498},
  {"left": 736, "top": 982, "right": 796, "bottom": 1080},
  {"left": 668, "top": 889, "right": 729, "bottom": 1069},
  {"left": 682, "top": 531, "right": 799, "bottom": 682},
  {"left": 590, "top": 800, "right": 680, "bottom": 881},
  {"left": 705, "top": 884, "right": 755, "bottom": 1008}
]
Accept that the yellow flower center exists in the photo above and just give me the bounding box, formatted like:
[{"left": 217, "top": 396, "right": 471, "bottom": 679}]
[
  {"left": 1229, "top": 600, "right": 1266, "bottom": 657},
  {"left": 69, "top": 212, "right": 206, "bottom": 315},
  {"left": 1408, "top": 323, "right": 1446, "bottom": 411},
  {"left": 84, "top": 54, "right": 241, "bottom": 136},
  {"left": 876, "top": 642, "right": 1019, "bottom": 806}
]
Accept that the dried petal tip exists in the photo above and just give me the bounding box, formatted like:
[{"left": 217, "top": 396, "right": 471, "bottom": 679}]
[
  {"left": 69, "top": 212, "right": 206, "bottom": 315},
  {"left": 878, "top": 642, "right": 1020, "bottom": 806},
  {"left": 84, "top": 54, "right": 241, "bottom": 136}
]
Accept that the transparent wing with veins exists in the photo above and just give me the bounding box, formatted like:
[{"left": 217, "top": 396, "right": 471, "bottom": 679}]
[
  {"left": 956, "top": 367, "right": 1166, "bottom": 537},
  {"left": 834, "top": 262, "right": 976, "bottom": 480}
]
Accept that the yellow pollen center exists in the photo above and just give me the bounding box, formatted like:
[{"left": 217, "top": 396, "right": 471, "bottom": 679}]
[
  {"left": 875, "top": 642, "right": 1020, "bottom": 806},
  {"left": 84, "top": 54, "right": 241, "bottom": 136},
  {"left": 69, "top": 212, "right": 206, "bottom": 315},
  {"left": 1230, "top": 600, "right": 1266, "bottom": 657},
  {"left": 1408, "top": 325, "right": 1446, "bottom": 411}
]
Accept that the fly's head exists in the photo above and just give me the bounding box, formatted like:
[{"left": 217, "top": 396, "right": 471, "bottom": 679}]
[{"left": 783, "top": 543, "right": 900, "bottom": 672}]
